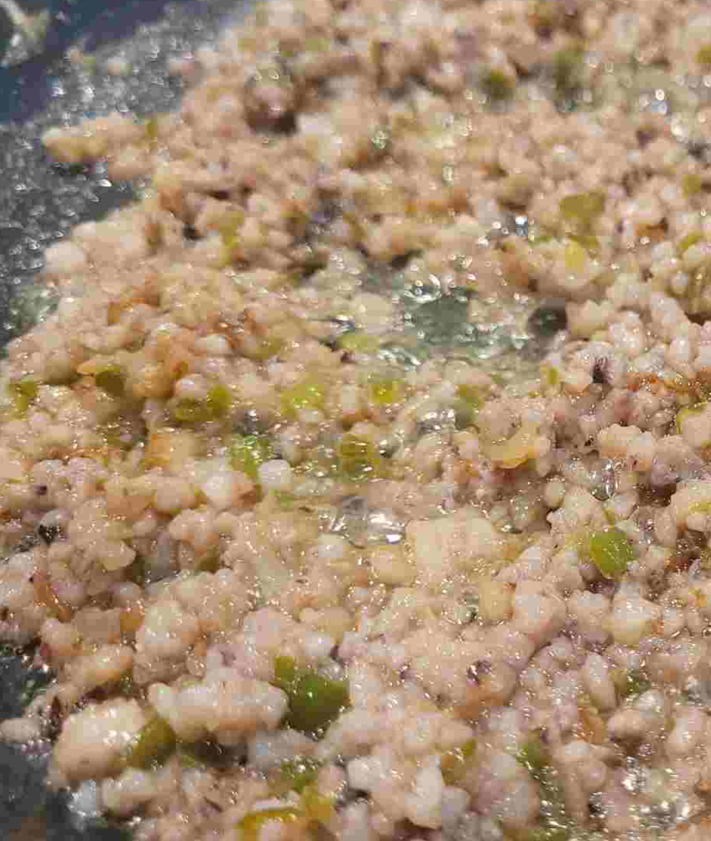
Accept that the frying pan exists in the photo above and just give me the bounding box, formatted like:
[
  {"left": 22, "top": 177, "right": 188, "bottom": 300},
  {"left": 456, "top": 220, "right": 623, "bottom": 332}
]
[{"left": 0, "top": 0, "right": 245, "bottom": 836}]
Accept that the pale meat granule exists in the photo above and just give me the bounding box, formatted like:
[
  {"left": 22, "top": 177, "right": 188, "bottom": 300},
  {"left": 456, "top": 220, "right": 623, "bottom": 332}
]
[{"left": 5, "top": 0, "right": 711, "bottom": 840}]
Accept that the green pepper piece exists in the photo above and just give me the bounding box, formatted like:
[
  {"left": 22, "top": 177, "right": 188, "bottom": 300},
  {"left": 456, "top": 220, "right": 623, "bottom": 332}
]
[
  {"left": 678, "top": 232, "right": 703, "bottom": 256},
  {"left": 274, "top": 655, "right": 300, "bottom": 691},
  {"left": 440, "top": 739, "right": 476, "bottom": 785},
  {"left": 237, "top": 807, "right": 304, "bottom": 841},
  {"left": 218, "top": 209, "right": 245, "bottom": 261},
  {"left": 457, "top": 384, "right": 483, "bottom": 409},
  {"left": 697, "top": 44, "right": 711, "bottom": 66},
  {"left": 126, "top": 555, "right": 147, "bottom": 586},
  {"left": 8, "top": 377, "right": 39, "bottom": 416},
  {"left": 552, "top": 46, "right": 584, "bottom": 97},
  {"left": 230, "top": 434, "right": 274, "bottom": 480},
  {"left": 281, "top": 378, "right": 326, "bottom": 418},
  {"left": 172, "top": 384, "right": 232, "bottom": 424},
  {"left": 273, "top": 490, "right": 297, "bottom": 510},
  {"left": 125, "top": 716, "right": 176, "bottom": 769},
  {"left": 620, "top": 668, "right": 651, "bottom": 699},
  {"left": 481, "top": 69, "right": 514, "bottom": 101},
  {"left": 369, "top": 375, "right": 405, "bottom": 406},
  {"left": 144, "top": 117, "right": 159, "bottom": 145},
  {"left": 559, "top": 192, "right": 604, "bottom": 229},
  {"left": 286, "top": 671, "right": 349, "bottom": 735},
  {"left": 337, "top": 332, "right": 380, "bottom": 353},
  {"left": 516, "top": 736, "right": 549, "bottom": 782},
  {"left": 177, "top": 739, "right": 228, "bottom": 769},
  {"left": 682, "top": 173, "right": 704, "bottom": 197},
  {"left": 453, "top": 383, "right": 484, "bottom": 430},
  {"left": 276, "top": 756, "right": 322, "bottom": 793},
  {"left": 273, "top": 656, "right": 349, "bottom": 737},
  {"left": 338, "top": 434, "right": 384, "bottom": 481},
  {"left": 95, "top": 365, "right": 126, "bottom": 398},
  {"left": 588, "top": 527, "right": 633, "bottom": 580}
]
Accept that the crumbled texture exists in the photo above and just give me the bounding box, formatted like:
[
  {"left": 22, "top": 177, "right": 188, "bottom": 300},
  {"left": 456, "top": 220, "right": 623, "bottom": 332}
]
[{"left": 4, "top": 0, "right": 711, "bottom": 839}]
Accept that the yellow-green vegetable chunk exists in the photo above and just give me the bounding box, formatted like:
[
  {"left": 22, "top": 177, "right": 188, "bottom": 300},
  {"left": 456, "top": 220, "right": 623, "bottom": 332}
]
[
  {"left": 172, "top": 384, "right": 231, "bottom": 423},
  {"left": 369, "top": 375, "right": 405, "bottom": 406},
  {"left": 337, "top": 332, "right": 380, "bottom": 353},
  {"left": 125, "top": 716, "right": 176, "bottom": 769},
  {"left": 588, "top": 527, "right": 633, "bottom": 579},
  {"left": 481, "top": 69, "right": 514, "bottom": 100},
  {"left": 281, "top": 378, "right": 325, "bottom": 417},
  {"left": 338, "top": 434, "right": 384, "bottom": 481},
  {"left": 273, "top": 656, "right": 349, "bottom": 737},
  {"left": 619, "top": 668, "right": 651, "bottom": 699},
  {"left": 560, "top": 192, "right": 604, "bottom": 229},
  {"left": 95, "top": 365, "right": 126, "bottom": 398},
  {"left": 230, "top": 434, "right": 274, "bottom": 480},
  {"left": 276, "top": 756, "right": 321, "bottom": 793},
  {"left": 237, "top": 806, "right": 304, "bottom": 841},
  {"left": 440, "top": 739, "right": 476, "bottom": 785},
  {"left": 8, "top": 377, "right": 39, "bottom": 416}
]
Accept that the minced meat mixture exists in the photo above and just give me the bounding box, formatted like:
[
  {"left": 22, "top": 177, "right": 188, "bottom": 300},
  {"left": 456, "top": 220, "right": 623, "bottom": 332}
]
[{"left": 3, "top": 1, "right": 711, "bottom": 840}]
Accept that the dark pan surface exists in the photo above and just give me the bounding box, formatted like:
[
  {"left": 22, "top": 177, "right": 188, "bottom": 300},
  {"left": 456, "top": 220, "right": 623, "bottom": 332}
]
[{"left": 0, "top": 0, "right": 244, "bottom": 836}]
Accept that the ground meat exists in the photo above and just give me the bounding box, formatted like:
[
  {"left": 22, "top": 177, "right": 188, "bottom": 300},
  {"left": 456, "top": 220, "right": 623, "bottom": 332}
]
[{"left": 2, "top": 0, "right": 711, "bottom": 839}]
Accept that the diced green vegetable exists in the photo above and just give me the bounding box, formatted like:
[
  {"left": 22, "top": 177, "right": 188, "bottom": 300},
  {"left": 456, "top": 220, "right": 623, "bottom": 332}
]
[
  {"left": 237, "top": 807, "right": 304, "bottom": 841},
  {"left": 560, "top": 192, "right": 604, "bottom": 229},
  {"left": 369, "top": 375, "right": 405, "bottom": 406},
  {"left": 177, "top": 739, "right": 228, "bottom": 769},
  {"left": 677, "top": 232, "right": 703, "bottom": 256},
  {"left": 517, "top": 736, "right": 549, "bottom": 782},
  {"left": 697, "top": 44, "right": 711, "bottom": 66},
  {"left": 95, "top": 365, "right": 126, "bottom": 398},
  {"left": 516, "top": 735, "right": 570, "bottom": 838},
  {"left": 540, "top": 364, "right": 561, "bottom": 393},
  {"left": 273, "top": 656, "right": 349, "bottom": 737},
  {"left": 481, "top": 69, "right": 514, "bottom": 101},
  {"left": 588, "top": 527, "right": 633, "bottom": 580},
  {"left": 552, "top": 46, "right": 584, "bottom": 97},
  {"left": 619, "top": 668, "right": 651, "bottom": 699},
  {"left": 569, "top": 232, "right": 600, "bottom": 256},
  {"left": 337, "top": 332, "right": 380, "bottom": 353},
  {"left": 453, "top": 383, "right": 484, "bottom": 429},
  {"left": 440, "top": 739, "right": 476, "bottom": 785},
  {"left": 457, "top": 384, "right": 484, "bottom": 409},
  {"left": 682, "top": 173, "right": 704, "bottom": 197},
  {"left": 8, "top": 377, "right": 39, "bottom": 416},
  {"left": 197, "top": 551, "right": 221, "bottom": 573},
  {"left": 281, "top": 378, "right": 326, "bottom": 417},
  {"left": 125, "top": 716, "right": 176, "bottom": 769},
  {"left": 218, "top": 209, "right": 245, "bottom": 262},
  {"left": 338, "top": 434, "right": 385, "bottom": 481},
  {"left": 273, "top": 490, "right": 297, "bottom": 510},
  {"left": 172, "top": 384, "right": 232, "bottom": 424},
  {"left": 564, "top": 239, "right": 588, "bottom": 273},
  {"left": 230, "top": 434, "right": 274, "bottom": 480},
  {"left": 126, "top": 555, "right": 147, "bottom": 586},
  {"left": 144, "top": 117, "right": 159, "bottom": 145},
  {"left": 301, "top": 785, "right": 335, "bottom": 823},
  {"left": 275, "top": 757, "right": 322, "bottom": 793}
]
